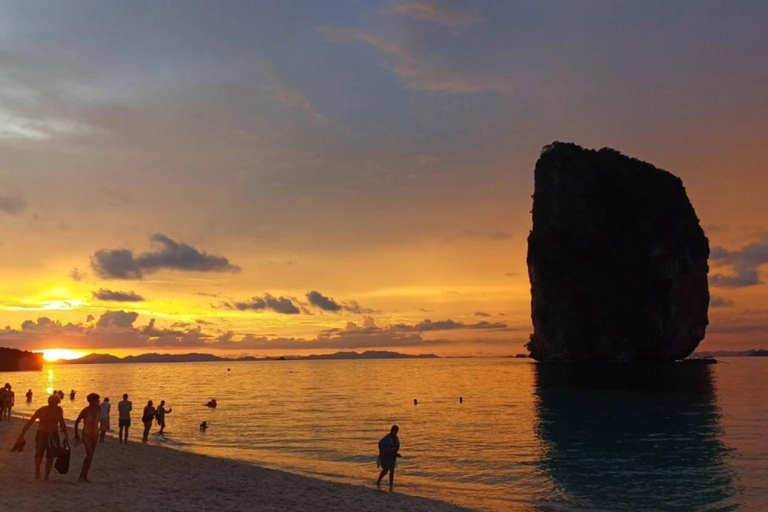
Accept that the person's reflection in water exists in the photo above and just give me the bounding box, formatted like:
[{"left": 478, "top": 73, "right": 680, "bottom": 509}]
[{"left": 533, "top": 364, "right": 737, "bottom": 511}]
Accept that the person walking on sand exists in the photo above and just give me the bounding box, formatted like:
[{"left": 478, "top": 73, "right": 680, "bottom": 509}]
[
  {"left": 26, "top": 388, "right": 33, "bottom": 403},
  {"left": 376, "top": 425, "right": 401, "bottom": 489},
  {"left": 118, "top": 394, "right": 132, "bottom": 444},
  {"left": 142, "top": 400, "right": 156, "bottom": 443},
  {"left": 3, "top": 383, "right": 15, "bottom": 420},
  {"left": 74, "top": 393, "right": 101, "bottom": 482},
  {"left": 156, "top": 400, "right": 172, "bottom": 435},
  {"left": 14, "top": 394, "right": 68, "bottom": 481},
  {"left": 99, "top": 397, "right": 111, "bottom": 443}
]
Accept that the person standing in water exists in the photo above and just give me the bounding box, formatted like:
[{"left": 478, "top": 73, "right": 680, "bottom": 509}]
[
  {"left": 118, "top": 394, "right": 132, "bottom": 444},
  {"left": 26, "top": 389, "right": 33, "bottom": 403},
  {"left": 15, "top": 394, "right": 68, "bottom": 481},
  {"left": 0, "top": 385, "right": 7, "bottom": 421},
  {"left": 99, "top": 397, "right": 111, "bottom": 443},
  {"left": 156, "top": 400, "right": 172, "bottom": 435},
  {"left": 3, "top": 384, "right": 15, "bottom": 420},
  {"left": 74, "top": 393, "right": 101, "bottom": 482},
  {"left": 141, "top": 400, "right": 156, "bottom": 443},
  {"left": 376, "top": 425, "right": 401, "bottom": 489}
]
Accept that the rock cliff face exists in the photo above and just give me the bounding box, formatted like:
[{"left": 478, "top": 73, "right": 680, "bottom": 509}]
[
  {"left": 527, "top": 143, "right": 709, "bottom": 362},
  {"left": 0, "top": 347, "right": 44, "bottom": 371}
]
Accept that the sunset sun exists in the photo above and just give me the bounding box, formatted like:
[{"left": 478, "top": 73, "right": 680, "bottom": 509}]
[{"left": 39, "top": 349, "right": 86, "bottom": 362}]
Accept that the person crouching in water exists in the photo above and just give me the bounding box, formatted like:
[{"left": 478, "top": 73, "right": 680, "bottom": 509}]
[
  {"left": 376, "top": 425, "right": 401, "bottom": 489},
  {"left": 142, "top": 400, "right": 156, "bottom": 443},
  {"left": 74, "top": 393, "right": 101, "bottom": 482},
  {"left": 156, "top": 400, "right": 172, "bottom": 435},
  {"left": 15, "top": 394, "right": 68, "bottom": 480}
]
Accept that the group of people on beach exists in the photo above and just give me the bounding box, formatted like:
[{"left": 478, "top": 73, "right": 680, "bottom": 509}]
[
  {"left": 10, "top": 388, "right": 175, "bottom": 482},
  {"left": 9, "top": 385, "right": 405, "bottom": 488}
]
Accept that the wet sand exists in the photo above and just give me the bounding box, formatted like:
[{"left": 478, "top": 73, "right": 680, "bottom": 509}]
[{"left": 0, "top": 417, "right": 471, "bottom": 512}]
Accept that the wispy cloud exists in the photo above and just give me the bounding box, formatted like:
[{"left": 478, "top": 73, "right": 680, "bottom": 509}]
[
  {"left": 318, "top": 26, "right": 514, "bottom": 95},
  {"left": 394, "top": 0, "right": 484, "bottom": 30}
]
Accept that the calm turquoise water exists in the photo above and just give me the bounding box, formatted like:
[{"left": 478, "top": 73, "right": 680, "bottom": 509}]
[{"left": 2, "top": 358, "right": 766, "bottom": 511}]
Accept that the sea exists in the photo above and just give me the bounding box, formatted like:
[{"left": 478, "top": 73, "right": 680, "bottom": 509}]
[{"left": 2, "top": 358, "right": 766, "bottom": 511}]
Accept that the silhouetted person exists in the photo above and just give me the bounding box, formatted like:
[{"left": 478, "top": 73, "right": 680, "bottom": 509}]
[
  {"left": 70, "top": 389, "right": 76, "bottom": 401},
  {"left": 118, "top": 394, "right": 132, "bottom": 444},
  {"left": 15, "top": 394, "right": 68, "bottom": 481},
  {"left": 74, "top": 393, "right": 101, "bottom": 482},
  {"left": 142, "top": 400, "right": 156, "bottom": 443},
  {"left": 200, "top": 421, "right": 209, "bottom": 431},
  {"left": 459, "top": 396, "right": 463, "bottom": 404},
  {"left": 26, "top": 389, "right": 33, "bottom": 403},
  {"left": 376, "top": 425, "right": 401, "bottom": 489},
  {"left": 57, "top": 390, "right": 65, "bottom": 401},
  {"left": 205, "top": 398, "right": 217, "bottom": 408},
  {"left": 0, "top": 385, "right": 7, "bottom": 421},
  {"left": 413, "top": 398, "right": 418, "bottom": 406},
  {"left": 99, "top": 397, "right": 111, "bottom": 442},
  {"left": 3, "top": 383, "right": 15, "bottom": 420},
  {"left": 156, "top": 400, "right": 172, "bottom": 435}
]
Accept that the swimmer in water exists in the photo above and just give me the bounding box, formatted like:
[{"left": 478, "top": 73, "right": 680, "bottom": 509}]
[
  {"left": 413, "top": 398, "right": 418, "bottom": 406},
  {"left": 199, "top": 421, "right": 208, "bottom": 431}
]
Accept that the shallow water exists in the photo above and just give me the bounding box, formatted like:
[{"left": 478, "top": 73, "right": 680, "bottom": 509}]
[{"left": 2, "top": 358, "right": 766, "bottom": 511}]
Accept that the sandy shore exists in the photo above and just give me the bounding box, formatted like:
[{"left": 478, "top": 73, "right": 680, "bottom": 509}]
[{"left": 0, "top": 417, "right": 472, "bottom": 512}]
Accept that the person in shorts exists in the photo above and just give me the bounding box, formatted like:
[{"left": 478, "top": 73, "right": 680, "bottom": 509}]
[
  {"left": 74, "top": 393, "right": 101, "bottom": 482},
  {"left": 118, "top": 394, "right": 132, "bottom": 444},
  {"left": 15, "top": 394, "right": 68, "bottom": 480}
]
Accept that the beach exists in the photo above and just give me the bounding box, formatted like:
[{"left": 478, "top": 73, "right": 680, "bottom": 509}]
[{"left": 0, "top": 417, "right": 471, "bottom": 512}]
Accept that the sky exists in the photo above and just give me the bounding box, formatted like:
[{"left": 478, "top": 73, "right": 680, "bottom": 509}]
[{"left": 0, "top": 0, "right": 767, "bottom": 358}]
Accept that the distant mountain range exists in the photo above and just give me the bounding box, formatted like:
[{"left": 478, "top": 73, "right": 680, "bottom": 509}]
[
  {"left": 694, "top": 349, "right": 768, "bottom": 358},
  {"left": 60, "top": 351, "right": 440, "bottom": 365}
]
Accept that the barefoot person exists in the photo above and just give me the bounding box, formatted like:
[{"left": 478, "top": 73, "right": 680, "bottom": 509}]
[
  {"left": 142, "top": 400, "right": 156, "bottom": 443},
  {"left": 156, "top": 400, "right": 172, "bottom": 435},
  {"left": 376, "top": 425, "right": 401, "bottom": 489},
  {"left": 118, "top": 394, "right": 132, "bottom": 444},
  {"left": 3, "top": 384, "right": 14, "bottom": 420},
  {"left": 74, "top": 393, "right": 101, "bottom": 482},
  {"left": 99, "top": 397, "right": 111, "bottom": 443},
  {"left": 15, "top": 394, "right": 68, "bottom": 481}
]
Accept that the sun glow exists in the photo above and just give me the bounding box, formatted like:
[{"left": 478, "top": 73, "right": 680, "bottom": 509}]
[{"left": 39, "top": 349, "right": 86, "bottom": 362}]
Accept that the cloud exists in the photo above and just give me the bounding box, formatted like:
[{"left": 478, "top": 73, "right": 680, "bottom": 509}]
[
  {"left": 92, "top": 233, "right": 240, "bottom": 280},
  {"left": 305, "top": 290, "right": 376, "bottom": 314},
  {"left": 710, "top": 239, "right": 768, "bottom": 288},
  {"left": 708, "top": 309, "right": 768, "bottom": 334},
  {"left": 70, "top": 268, "right": 87, "bottom": 282},
  {"left": 318, "top": 26, "right": 514, "bottom": 95},
  {"left": 306, "top": 290, "right": 342, "bottom": 311},
  {"left": 710, "top": 295, "right": 735, "bottom": 308},
  {"left": 324, "top": 316, "right": 509, "bottom": 335},
  {"left": 92, "top": 289, "right": 145, "bottom": 302},
  {"left": 0, "top": 194, "right": 27, "bottom": 215},
  {"left": 222, "top": 294, "right": 301, "bottom": 315},
  {"left": 474, "top": 311, "right": 491, "bottom": 317},
  {"left": 394, "top": 0, "right": 484, "bottom": 30}
]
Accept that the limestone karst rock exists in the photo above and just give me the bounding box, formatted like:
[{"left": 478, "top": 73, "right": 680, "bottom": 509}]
[
  {"left": 0, "top": 347, "right": 44, "bottom": 371},
  {"left": 527, "top": 143, "right": 709, "bottom": 362}
]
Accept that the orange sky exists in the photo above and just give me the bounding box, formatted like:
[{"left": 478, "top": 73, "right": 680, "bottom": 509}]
[{"left": 0, "top": 1, "right": 767, "bottom": 357}]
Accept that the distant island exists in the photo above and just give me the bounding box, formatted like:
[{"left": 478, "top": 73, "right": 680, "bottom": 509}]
[
  {"left": 0, "top": 347, "right": 44, "bottom": 371},
  {"left": 694, "top": 349, "right": 768, "bottom": 358},
  {"left": 60, "top": 350, "right": 440, "bottom": 365}
]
